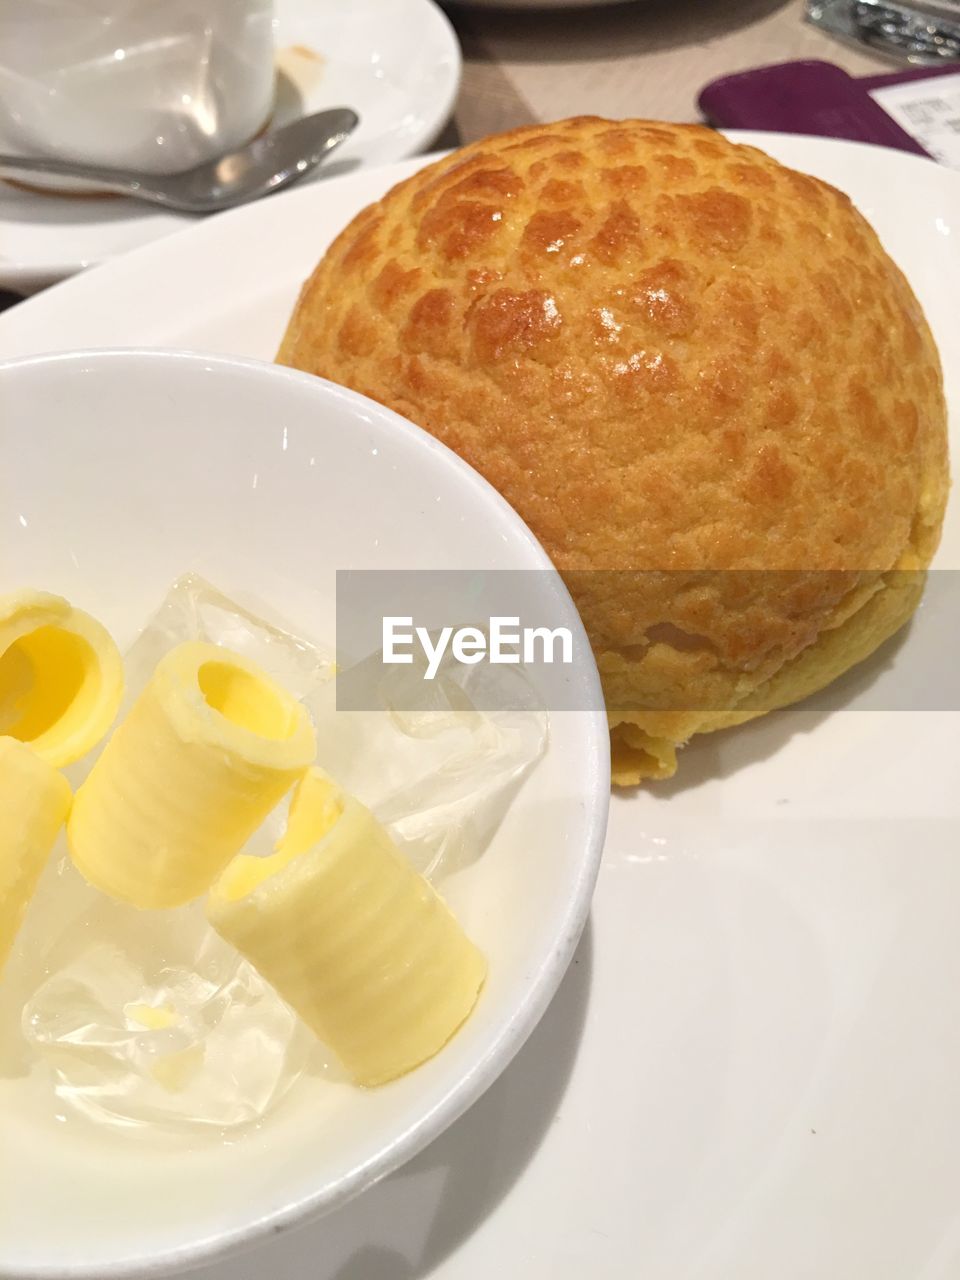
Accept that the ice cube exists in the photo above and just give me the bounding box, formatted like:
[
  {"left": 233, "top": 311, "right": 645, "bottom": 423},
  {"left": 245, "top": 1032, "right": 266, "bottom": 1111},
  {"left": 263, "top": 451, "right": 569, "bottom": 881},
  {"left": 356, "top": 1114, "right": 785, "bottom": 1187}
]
[{"left": 13, "top": 575, "right": 546, "bottom": 1133}]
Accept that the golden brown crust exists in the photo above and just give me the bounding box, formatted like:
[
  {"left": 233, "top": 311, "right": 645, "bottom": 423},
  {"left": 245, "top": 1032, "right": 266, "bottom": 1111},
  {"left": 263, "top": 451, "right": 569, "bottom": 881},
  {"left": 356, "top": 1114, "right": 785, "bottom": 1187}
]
[{"left": 279, "top": 118, "right": 949, "bottom": 780}]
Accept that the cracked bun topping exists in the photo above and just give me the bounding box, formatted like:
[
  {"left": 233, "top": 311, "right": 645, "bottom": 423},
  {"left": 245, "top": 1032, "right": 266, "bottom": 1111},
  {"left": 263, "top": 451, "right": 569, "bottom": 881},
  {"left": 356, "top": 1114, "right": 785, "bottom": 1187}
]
[{"left": 279, "top": 117, "right": 949, "bottom": 783}]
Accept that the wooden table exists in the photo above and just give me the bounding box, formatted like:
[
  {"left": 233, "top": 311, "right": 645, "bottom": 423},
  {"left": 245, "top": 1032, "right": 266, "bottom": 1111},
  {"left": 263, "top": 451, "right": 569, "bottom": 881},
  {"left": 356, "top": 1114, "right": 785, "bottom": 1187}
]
[{"left": 442, "top": 0, "right": 899, "bottom": 143}]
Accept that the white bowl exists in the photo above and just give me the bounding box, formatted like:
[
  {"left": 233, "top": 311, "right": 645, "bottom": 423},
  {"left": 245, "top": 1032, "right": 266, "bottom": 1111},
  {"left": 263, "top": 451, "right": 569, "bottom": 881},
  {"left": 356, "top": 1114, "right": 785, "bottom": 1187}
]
[{"left": 0, "top": 350, "right": 609, "bottom": 1278}]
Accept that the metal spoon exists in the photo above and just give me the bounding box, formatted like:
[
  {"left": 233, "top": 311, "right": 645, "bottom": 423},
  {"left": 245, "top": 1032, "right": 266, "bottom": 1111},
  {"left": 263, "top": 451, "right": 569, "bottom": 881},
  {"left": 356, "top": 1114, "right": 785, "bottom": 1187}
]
[{"left": 0, "top": 108, "right": 359, "bottom": 214}]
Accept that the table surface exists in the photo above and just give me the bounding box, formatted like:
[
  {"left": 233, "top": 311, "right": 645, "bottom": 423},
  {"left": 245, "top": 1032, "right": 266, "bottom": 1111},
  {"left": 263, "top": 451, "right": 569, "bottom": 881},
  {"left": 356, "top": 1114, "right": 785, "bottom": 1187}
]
[{"left": 443, "top": 0, "right": 899, "bottom": 143}]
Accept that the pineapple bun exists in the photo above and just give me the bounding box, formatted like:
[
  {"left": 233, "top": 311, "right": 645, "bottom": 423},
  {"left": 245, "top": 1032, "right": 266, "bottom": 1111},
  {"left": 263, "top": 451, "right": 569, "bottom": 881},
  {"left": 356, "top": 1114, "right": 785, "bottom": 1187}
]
[{"left": 279, "top": 117, "right": 949, "bottom": 784}]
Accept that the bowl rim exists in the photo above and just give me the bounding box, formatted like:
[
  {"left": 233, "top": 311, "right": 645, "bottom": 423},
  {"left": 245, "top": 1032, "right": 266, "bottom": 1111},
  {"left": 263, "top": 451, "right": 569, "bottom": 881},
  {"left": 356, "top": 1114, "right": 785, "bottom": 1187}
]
[{"left": 0, "top": 347, "right": 611, "bottom": 1280}]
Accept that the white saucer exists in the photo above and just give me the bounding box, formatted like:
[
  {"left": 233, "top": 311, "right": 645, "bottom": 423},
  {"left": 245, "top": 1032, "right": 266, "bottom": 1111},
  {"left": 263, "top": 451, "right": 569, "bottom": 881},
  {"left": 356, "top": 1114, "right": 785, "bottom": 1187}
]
[{"left": 0, "top": 0, "right": 461, "bottom": 294}]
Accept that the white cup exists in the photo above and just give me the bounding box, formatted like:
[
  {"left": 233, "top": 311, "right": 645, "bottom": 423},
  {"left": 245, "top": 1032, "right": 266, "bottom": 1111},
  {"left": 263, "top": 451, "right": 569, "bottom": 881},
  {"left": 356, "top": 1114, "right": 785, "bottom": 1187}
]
[{"left": 0, "top": 0, "right": 275, "bottom": 175}]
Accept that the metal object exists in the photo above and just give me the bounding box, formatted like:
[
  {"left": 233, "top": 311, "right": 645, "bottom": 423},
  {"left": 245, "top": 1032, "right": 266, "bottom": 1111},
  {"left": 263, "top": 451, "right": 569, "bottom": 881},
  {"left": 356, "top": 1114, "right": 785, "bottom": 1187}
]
[
  {"left": 806, "top": 0, "right": 960, "bottom": 63},
  {"left": 0, "top": 108, "right": 359, "bottom": 213}
]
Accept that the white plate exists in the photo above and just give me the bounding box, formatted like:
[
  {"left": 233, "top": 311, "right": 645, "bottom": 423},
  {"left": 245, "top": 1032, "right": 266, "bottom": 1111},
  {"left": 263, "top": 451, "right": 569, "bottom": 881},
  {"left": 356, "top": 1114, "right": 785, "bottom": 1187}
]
[
  {"left": 2, "top": 132, "right": 959, "bottom": 1280},
  {"left": 0, "top": 349, "right": 608, "bottom": 1277},
  {"left": 0, "top": 0, "right": 460, "bottom": 294}
]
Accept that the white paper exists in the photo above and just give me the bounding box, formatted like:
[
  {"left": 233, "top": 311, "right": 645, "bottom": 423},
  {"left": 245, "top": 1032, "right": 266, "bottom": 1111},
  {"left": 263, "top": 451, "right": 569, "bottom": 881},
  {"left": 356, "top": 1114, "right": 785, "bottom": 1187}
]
[{"left": 870, "top": 72, "right": 960, "bottom": 168}]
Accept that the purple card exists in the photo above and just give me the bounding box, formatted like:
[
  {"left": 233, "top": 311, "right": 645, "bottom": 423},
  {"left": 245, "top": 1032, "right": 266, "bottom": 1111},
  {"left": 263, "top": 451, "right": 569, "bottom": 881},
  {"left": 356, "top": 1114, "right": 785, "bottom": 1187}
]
[{"left": 698, "top": 59, "right": 932, "bottom": 158}]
